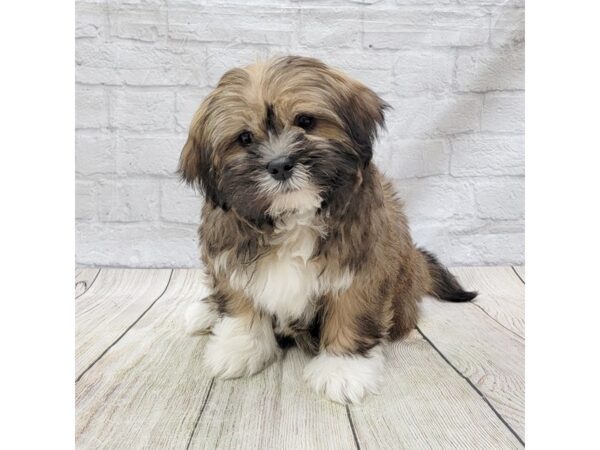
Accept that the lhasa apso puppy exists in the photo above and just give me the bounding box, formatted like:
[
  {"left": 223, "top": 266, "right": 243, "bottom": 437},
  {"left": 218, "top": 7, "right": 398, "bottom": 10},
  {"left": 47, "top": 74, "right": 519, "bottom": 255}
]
[{"left": 181, "top": 56, "right": 476, "bottom": 404}]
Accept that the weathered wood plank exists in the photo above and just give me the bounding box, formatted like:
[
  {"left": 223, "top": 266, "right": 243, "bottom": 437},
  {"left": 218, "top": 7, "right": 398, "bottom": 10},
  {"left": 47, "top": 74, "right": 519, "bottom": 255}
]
[
  {"left": 513, "top": 265, "right": 525, "bottom": 282},
  {"left": 189, "top": 348, "right": 357, "bottom": 450},
  {"left": 75, "top": 268, "right": 100, "bottom": 298},
  {"left": 418, "top": 270, "right": 525, "bottom": 440},
  {"left": 76, "top": 269, "right": 213, "bottom": 450},
  {"left": 75, "top": 266, "right": 525, "bottom": 449},
  {"left": 349, "top": 331, "right": 523, "bottom": 449},
  {"left": 75, "top": 268, "right": 172, "bottom": 379},
  {"left": 451, "top": 266, "right": 525, "bottom": 338}
]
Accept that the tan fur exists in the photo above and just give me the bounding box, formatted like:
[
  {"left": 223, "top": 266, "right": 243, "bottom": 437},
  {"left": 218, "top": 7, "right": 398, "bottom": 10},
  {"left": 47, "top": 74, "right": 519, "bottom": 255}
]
[{"left": 180, "top": 56, "right": 473, "bottom": 361}]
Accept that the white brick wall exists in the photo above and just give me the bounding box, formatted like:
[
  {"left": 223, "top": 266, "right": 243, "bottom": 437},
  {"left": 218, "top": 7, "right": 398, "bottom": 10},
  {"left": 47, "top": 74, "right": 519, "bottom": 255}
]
[{"left": 76, "top": 0, "right": 524, "bottom": 267}]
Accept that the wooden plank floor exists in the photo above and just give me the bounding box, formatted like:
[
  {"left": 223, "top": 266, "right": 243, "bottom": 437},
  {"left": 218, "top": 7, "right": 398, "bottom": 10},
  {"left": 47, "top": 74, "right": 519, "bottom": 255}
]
[{"left": 75, "top": 266, "right": 525, "bottom": 449}]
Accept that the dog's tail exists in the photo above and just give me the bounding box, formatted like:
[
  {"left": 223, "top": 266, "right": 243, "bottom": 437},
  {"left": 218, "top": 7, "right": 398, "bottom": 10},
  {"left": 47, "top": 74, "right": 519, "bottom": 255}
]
[{"left": 419, "top": 248, "right": 477, "bottom": 302}]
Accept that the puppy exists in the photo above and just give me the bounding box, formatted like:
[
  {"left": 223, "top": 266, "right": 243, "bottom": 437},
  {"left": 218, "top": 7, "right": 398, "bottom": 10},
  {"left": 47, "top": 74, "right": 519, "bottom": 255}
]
[{"left": 180, "top": 56, "right": 476, "bottom": 404}]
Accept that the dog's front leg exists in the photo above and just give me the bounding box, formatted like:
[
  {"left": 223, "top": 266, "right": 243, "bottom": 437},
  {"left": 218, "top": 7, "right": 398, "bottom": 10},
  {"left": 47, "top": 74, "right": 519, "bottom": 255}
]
[
  {"left": 304, "top": 292, "right": 385, "bottom": 404},
  {"left": 185, "top": 294, "right": 219, "bottom": 335},
  {"left": 203, "top": 301, "right": 280, "bottom": 379}
]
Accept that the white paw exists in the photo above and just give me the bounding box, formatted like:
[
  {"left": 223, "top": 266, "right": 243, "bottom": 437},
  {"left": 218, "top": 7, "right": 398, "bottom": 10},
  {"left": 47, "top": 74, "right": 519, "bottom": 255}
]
[
  {"left": 204, "top": 315, "right": 280, "bottom": 379},
  {"left": 185, "top": 297, "right": 218, "bottom": 335},
  {"left": 303, "top": 347, "right": 385, "bottom": 404}
]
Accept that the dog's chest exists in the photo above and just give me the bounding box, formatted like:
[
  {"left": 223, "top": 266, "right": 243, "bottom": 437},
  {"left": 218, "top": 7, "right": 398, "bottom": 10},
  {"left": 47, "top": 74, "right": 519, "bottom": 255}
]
[{"left": 229, "top": 215, "right": 323, "bottom": 324}]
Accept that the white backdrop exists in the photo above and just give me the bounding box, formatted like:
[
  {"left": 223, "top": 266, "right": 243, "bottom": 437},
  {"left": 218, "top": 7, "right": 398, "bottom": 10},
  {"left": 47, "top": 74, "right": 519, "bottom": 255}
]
[{"left": 75, "top": 0, "right": 524, "bottom": 267}]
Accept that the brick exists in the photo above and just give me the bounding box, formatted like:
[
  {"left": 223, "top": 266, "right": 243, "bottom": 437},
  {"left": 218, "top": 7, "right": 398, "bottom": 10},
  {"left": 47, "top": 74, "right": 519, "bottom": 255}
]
[
  {"left": 384, "top": 97, "right": 433, "bottom": 136},
  {"left": 97, "top": 180, "right": 160, "bottom": 222},
  {"left": 160, "top": 178, "right": 203, "bottom": 224},
  {"left": 75, "top": 2, "right": 107, "bottom": 38},
  {"left": 394, "top": 179, "right": 475, "bottom": 222},
  {"left": 363, "top": 7, "right": 488, "bottom": 49},
  {"left": 76, "top": 41, "right": 208, "bottom": 86},
  {"left": 76, "top": 181, "right": 97, "bottom": 220},
  {"left": 116, "top": 135, "right": 184, "bottom": 176},
  {"left": 76, "top": 86, "right": 109, "bottom": 129},
  {"left": 442, "top": 232, "right": 525, "bottom": 265},
  {"left": 105, "top": 0, "right": 165, "bottom": 4},
  {"left": 347, "top": 68, "right": 394, "bottom": 95},
  {"left": 76, "top": 41, "right": 121, "bottom": 85},
  {"left": 104, "top": 0, "right": 166, "bottom": 4},
  {"left": 76, "top": 132, "right": 116, "bottom": 175},
  {"left": 475, "top": 179, "right": 524, "bottom": 220},
  {"left": 76, "top": 222, "right": 199, "bottom": 267},
  {"left": 108, "top": 4, "right": 167, "bottom": 42},
  {"left": 201, "top": 0, "right": 294, "bottom": 3},
  {"left": 456, "top": 48, "right": 525, "bottom": 92},
  {"left": 301, "top": 48, "right": 395, "bottom": 72},
  {"left": 374, "top": 138, "right": 450, "bottom": 179},
  {"left": 458, "top": 0, "right": 524, "bottom": 6},
  {"left": 412, "top": 216, "right": 524, "bottom": 243},
  {"left": 482, "top": 92, "right": 525, "bottom": 133},
  {"left": 363, "top": 9, "right": 432, "bottom": 50},
  {"left": 393, "top": 51, "right": 454, "bottom": 95},
  {"left": 491, "top": 7, "right": 525, "bottom": 48},
  {"left": 117, "top": 43, "right": 207, "bottom": 86},
  {"left": 292, "top": 48, "right": 395, "bottom": 94},
  {"left": 428, "top": 7, "right": 490, "bottom": 47},
  {"left": 428, "top": 93, "right": 482, "bottom": 135},
  {"left": 342, "top": 68, "right": 392, "bottom": 94},
  {"left": 110, "top": 89, "right": 175, "bottom": 131},
  {"left": 299, "top": 7, "right": 361, "bottom": 48},
  {"left": 414, "top": 229, "right": 525, "bottom": 266},
  {"left": 394, "top": 0, "right": 453, "bottom": 4},
  {"left": 168, "top": 6, "right": 296, "bottom": 45},
  {"left": 386, "top": 94, "right": 481, "bottom": 137},
  {"left": 451, "top": 135, "right": 524, "bottom": 176},
  {"left": 206, "top": 47, "right": 270, "bottom": 87}
]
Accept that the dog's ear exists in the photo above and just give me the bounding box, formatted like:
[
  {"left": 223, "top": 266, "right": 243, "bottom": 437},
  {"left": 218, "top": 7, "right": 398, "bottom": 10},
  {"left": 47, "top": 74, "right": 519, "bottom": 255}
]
[
  {"left": 178, "top": 92, "right": 210, "bottom": 186},
  {"left": 178, "top": 129, "right": 201, "bottom": 185},
  {"left": 178, "top": 101, "right": 226, "bottom": 209},
  {"left": 334, "top": 73, "right": 389, "bottom": 166}
]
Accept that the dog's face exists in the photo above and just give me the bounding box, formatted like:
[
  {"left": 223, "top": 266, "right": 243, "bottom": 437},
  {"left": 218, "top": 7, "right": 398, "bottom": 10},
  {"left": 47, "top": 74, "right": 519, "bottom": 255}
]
[{"left": 179, "top": 56, "right": 387, "bottom": 223}]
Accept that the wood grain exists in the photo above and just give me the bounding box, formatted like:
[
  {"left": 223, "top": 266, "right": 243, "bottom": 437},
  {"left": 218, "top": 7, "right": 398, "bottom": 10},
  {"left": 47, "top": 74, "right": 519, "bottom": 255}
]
[
  {"left": 189, "top": 347, "right": 357, "bottom": 450},
  {"left": 418, "top": 281, "right": 525, "bottom": 439},
  {"left": 76, "top": 269, "right": 213, "bottom": 450},
  {"left": 75, "top": 268, "right": 100, "bottom": 298},
  {"left": 452, "top": 266, "right": 525, "bottom": 338},
  {"left": 75, "top": 268, "right": 172, "bottom": 378},
  {"left": 513, "top": 265, "right": 525, "bottom": 282},
  {"left": 75, "top": 267, "right": 525, "bottom": 449},
  {"left": 349, "top": 330, "right": 522, "bottom": 449}
]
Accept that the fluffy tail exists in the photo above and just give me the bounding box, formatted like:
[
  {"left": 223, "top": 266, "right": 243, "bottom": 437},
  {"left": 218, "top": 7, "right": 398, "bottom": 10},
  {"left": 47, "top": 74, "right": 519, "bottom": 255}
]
[{"left": 419, "top": 248, "right": 477, "bottom": 302}]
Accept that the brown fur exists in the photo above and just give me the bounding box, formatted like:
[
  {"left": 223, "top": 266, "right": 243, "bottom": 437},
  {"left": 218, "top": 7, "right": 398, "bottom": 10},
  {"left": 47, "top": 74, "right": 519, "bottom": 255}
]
[{"left": 179, "top": 56, "right": 475, "bottom": 359}]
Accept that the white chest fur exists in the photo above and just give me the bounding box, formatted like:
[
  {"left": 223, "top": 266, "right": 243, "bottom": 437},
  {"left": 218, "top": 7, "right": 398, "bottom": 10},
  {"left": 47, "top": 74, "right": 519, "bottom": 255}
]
[
  {"left": 228, "top": 212, "right": 323, "bottom": 323},
  {"left": 214, "top": 208, "right": 355, "bottom": 324}
]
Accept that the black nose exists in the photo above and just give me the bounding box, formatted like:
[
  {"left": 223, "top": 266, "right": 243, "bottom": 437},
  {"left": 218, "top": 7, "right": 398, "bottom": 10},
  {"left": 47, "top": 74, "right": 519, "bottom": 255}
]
[{"left": 266, "top": 156, "right": 295, "bottom": 181}]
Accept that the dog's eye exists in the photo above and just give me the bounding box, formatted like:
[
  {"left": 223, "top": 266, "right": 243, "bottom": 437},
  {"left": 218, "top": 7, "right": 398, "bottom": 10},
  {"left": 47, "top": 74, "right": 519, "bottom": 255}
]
[
  {"left": 296, "top": 115, "right": 315, "bottom": 130},
  {"left": 238, "top": 131, "right": 253, "bottom": 146}
]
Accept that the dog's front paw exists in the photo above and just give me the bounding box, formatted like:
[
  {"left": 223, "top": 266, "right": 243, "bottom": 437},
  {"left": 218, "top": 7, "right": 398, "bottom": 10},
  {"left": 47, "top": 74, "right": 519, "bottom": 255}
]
[
  {"left": 204, "top": 316, "right": 280, "bottom": 379},
  {"left": 303, "top": 347, "right": 385, "bottom": 404},
  {"left": 185, "top": 297, "right": 218, "bottom": 335}
]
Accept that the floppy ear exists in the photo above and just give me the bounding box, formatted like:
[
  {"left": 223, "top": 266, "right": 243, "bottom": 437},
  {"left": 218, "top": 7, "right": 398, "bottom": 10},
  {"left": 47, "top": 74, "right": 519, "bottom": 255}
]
[
  {"left": 177, "top": 102, "right": 226, "bottom": 209},
  {"left": 178, "top": 93, "right": 210, "bottom": 186},
  {"left": 178, "top": 130, "right": 201, "bottom": 185},
  {"left": 334, "top": 74, "right": 389, "bottom": 166}
]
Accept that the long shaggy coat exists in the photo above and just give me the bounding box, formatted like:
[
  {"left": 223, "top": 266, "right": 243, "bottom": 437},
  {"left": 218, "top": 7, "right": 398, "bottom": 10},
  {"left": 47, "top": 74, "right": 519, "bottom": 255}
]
[{"left": 180, "top": 56, "right": 476, "bottom": 404}]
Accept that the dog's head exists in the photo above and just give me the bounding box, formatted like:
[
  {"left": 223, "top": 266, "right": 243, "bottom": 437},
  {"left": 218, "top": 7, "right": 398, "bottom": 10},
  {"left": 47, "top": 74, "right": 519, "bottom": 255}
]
[{"left": 179, "top": 56, "right": 388, "bottom": 224}]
